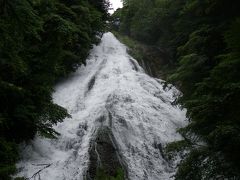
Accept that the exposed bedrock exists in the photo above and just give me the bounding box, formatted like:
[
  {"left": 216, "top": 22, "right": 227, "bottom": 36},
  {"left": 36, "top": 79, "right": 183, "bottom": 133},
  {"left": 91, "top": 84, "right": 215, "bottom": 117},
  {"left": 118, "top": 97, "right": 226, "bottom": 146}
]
[{"left": 86, "top": 124, "right": 128, "bottom": 180}]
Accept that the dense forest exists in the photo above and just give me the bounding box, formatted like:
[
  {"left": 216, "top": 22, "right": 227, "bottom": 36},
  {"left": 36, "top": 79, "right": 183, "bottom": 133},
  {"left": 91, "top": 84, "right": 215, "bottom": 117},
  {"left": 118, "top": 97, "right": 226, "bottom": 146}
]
[
  {"left": 111, "top": 0, "right": 240, "bottom": 179},
  {"left": 1, "top": 0, "right": 240, "bottom": 179},
  {"left": 0, "top": 0, "right": 109, "bottom": 179}
]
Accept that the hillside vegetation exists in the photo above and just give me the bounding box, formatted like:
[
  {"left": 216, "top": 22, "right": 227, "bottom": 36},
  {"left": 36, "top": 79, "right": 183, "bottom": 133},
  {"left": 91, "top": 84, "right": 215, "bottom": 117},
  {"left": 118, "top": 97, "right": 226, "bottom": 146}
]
[
  {"left": 111, "top": 0, "right": 240, "bottom": 179},
  {"left": 0, "top": 0, "right": 109, "bottom": 179}
]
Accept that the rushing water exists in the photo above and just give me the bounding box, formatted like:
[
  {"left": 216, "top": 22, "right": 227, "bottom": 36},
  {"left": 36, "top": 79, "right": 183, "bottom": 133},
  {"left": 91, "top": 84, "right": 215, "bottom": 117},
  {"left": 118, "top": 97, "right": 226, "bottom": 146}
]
[{"left": 16, "top": 33, "right": 186, "bottom": 180}]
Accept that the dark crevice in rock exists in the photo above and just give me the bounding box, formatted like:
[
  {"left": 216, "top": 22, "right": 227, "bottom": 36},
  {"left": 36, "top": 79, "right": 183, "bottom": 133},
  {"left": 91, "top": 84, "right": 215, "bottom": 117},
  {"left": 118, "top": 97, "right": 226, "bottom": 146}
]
[
  {"left": 96, "top": 115, "right": 106, "bottom": 123},
  {"left": 85, "top": 114, "right": 128, "bottom": 180},
  {"left": 153, "top": 142, "right": 167, "bottom": 161},
  {"left": 129, "top": 58, "right": 140, "bottom": 72},
  {"left": 85, "top": 58, "right": 108, "bottom": 96},
  {"left": 108, "top": 111, "right": 113, "bottom": 128},
  {"left": 88, "top": 76, "right": 95, "bottom": 92}
]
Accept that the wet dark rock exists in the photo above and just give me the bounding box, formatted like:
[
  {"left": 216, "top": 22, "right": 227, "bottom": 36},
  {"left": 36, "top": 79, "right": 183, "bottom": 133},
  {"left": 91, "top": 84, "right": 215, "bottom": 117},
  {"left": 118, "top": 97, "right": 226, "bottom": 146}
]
[
  {"left": 153, "top": 142, "right": 167, "bottom": 161},
  {"left": 123, "top": 95, "right": 134, "bottom": 103},
  {"left": 85, "top": 58, "right": 108, "bottom": 96},
  {"left": 116, "top": 116, "right": 128, "bottom": 128},
  {"left": 76, "top": 129, "right": 84, "bottom": 137},
  {"left": 86, "top": 126, "right": 127, "bottom": 180},
  {"left": 88, "top": 76, "right": 95, "bottom": 92},
  {"left": 79, "top": 123, "right": 88, "bottom": 131},
  {"left": 129, "top": 58, "right": 140, "bottom": 72},
  {"left": 96, "top": 115, "right": 106, "bottom": 123}
]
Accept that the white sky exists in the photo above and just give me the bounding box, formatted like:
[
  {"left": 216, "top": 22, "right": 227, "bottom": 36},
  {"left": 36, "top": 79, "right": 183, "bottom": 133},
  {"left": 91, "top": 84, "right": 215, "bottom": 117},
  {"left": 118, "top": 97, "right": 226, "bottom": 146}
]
[{"left": 109, "top": 0, "right": 123, "bottom": 14}]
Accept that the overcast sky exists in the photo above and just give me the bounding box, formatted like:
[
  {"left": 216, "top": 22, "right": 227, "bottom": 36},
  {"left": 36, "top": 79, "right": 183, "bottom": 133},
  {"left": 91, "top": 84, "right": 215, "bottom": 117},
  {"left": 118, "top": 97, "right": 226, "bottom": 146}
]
[{"left": 109, "top": 0, "right": 123, "bottom": 14}]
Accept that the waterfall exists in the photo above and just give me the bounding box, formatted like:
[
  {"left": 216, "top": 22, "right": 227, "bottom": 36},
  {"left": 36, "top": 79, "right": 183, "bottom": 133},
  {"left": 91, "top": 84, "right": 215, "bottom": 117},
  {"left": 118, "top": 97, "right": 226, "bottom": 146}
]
[{"left": 15, "top": 32, "right": 186, "bottom": 180}]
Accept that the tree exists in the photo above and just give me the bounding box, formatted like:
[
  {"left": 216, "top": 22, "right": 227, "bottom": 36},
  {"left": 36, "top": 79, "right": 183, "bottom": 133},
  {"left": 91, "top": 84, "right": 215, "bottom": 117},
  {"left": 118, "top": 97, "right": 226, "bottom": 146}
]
[
  {"left": 0, "top": 0, "right": 109, "bottom": 178},
  {"left": 113, "top": 0, "right": 240, "bottom": 178}
]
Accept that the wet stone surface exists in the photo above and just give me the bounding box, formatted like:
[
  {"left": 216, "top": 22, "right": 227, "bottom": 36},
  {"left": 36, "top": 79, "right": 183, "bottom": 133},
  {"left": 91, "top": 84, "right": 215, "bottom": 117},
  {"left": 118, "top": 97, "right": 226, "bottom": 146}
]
[{"left": 86, "top": 126, "right": 125, "bottom": 179}]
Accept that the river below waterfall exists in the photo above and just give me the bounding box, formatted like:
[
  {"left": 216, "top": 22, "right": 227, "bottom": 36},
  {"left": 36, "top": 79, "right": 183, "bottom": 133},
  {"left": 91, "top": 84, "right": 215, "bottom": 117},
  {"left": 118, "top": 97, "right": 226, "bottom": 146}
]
[{"left": 15, "top": 32, "right": 187, "bottom": 180}]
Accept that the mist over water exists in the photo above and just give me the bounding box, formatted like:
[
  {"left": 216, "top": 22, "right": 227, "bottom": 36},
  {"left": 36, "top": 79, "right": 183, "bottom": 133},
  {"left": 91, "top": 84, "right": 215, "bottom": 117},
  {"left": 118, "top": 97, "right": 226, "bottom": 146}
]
[{"left": 16, "top": 33, "right": 186, "bottom": 180}]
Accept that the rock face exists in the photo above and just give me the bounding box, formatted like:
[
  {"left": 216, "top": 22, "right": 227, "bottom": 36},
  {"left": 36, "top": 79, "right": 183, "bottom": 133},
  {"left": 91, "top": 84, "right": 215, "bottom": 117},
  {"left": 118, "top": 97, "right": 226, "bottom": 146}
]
[
  {"left": 86, "top": 125, "right": 127, "bottom": 179},
  {"left": 127, "top": 43, "right": 171, "bottom": 79}
]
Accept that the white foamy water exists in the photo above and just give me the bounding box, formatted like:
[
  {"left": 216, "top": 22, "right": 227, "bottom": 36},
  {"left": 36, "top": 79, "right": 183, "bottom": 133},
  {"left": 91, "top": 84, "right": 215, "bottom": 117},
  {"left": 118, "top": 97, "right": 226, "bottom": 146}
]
[{"left": 15, "top": 32, "right": 187, "bottom": 180}]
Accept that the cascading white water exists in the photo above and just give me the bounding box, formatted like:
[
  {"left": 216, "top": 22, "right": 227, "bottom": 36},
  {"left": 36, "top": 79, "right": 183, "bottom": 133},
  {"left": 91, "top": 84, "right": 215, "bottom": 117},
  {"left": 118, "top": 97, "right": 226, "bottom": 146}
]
[{"left": 15, "top": 32, "right": 186, "bottom": 180}]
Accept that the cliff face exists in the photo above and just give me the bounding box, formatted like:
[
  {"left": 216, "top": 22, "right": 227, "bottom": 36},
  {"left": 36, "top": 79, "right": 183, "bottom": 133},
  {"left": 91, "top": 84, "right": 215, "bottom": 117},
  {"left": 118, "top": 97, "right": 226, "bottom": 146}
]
[
  {"left": 130, "top": 45, "right": 171, "bottom": 79},
  {"left": 113, "top": 32, "right": 172, "bottom": 80},
  {"left": 86, "top": 117, "right": 128, "bottom": 180}
]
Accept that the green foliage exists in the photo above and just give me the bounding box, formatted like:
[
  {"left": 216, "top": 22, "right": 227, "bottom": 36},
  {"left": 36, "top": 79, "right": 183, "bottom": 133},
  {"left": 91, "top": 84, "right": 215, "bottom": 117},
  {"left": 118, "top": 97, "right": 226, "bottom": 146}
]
[
  {"left": 113, "top": 31, "right": 144, "bottom": 61},
  {"left": 165, "top": 140, "right": 190, "bottom": 154},
  {"left": 168, "top": 54, "right": 208, "bottom": 95},
  {"left": 0, "top": 0, "right": 109, "bottom": 178},
  {"left": 37, "top": 103, "right": 71, "bottom": 138},
  {"left": 113, "top": 0, "right": 240, "bottom": 179},
  {"left": 14, "top": 178, "right": 25, "bottom": 180},
  {"left": 175, "top": 148, "right": 240, "bottom": 180},
  {"left": 0, "top": 139, "right": 18, "bottom": 180},
  {"left": 95, "top": 168, "right": 125, "bottom": 180}
]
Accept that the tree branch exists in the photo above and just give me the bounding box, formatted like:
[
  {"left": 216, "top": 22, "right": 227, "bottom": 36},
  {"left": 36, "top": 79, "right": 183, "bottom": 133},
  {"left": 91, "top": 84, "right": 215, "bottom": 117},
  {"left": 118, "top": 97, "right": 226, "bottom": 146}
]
[{"left": 27, "top": 163, "right": 52, "bottom": 180}]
